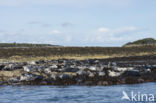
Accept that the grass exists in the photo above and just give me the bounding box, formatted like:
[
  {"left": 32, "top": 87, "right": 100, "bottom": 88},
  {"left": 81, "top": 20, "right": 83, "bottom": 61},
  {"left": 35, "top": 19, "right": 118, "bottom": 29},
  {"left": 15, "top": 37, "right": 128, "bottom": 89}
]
[
  {"left": 0, "top": 45, "right": 156, "bottom": 62},
  {"left": 0, "top": 51, "right": 156, "bottom": 63}
]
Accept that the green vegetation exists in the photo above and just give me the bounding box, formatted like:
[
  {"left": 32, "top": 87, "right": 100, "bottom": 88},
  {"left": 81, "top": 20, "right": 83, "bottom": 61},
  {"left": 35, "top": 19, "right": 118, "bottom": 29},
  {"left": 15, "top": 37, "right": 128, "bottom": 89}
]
[
  {"left": 0, "top": 45, "right": 156, "bottom": 62},
  {"left": 0, "top": 38, "right": 156, "bottom": 62},
  {"left": 124, "top": 38, "right": 156, "bottom": 47}
]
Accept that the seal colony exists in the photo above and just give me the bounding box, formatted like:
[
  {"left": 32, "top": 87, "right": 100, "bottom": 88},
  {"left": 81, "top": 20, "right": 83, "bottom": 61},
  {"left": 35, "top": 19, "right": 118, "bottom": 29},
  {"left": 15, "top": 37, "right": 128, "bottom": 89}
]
[{"left": 0, "top": 55, "right": 156, "bottom": 86}]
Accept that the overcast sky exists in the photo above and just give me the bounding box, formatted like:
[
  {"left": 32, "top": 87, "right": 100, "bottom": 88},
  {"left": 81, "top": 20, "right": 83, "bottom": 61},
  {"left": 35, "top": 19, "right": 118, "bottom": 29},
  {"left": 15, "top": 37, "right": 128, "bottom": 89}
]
[{"left": 0, "top": 0, "right": 156, "bottom": 46}]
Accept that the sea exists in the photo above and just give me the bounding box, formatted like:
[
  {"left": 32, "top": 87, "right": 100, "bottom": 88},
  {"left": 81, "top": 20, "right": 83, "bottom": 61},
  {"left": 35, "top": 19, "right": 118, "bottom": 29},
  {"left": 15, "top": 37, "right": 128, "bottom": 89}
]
[{"left": 0, "top": 83, "right": 156, "bottom": 103}]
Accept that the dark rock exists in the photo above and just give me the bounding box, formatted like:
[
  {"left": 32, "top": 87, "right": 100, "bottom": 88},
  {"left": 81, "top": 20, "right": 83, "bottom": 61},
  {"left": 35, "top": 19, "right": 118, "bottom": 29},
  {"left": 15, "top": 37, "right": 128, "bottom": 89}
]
[{"left": 0, "top": 64, "right": 5, "bottom": 70}]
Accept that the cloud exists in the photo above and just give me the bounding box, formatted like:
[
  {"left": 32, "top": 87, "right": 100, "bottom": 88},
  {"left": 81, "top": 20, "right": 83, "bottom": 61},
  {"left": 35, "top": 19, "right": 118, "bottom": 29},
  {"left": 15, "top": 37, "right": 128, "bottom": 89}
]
[
  {"left": 84, "top": 26, "right": 145, "bottom": 45},
  {"left": 0, "top": 0, "right": 134, "bottom": 8},
  {"left": 28, "top": 21, "right": 51, "bottom": 27},
  {"left": 61, "top": 22, "right": 73, "bottom": 27},
  {"left": 97, "top": 26, "right": 140, "bottom": 35},
  {"left": 97, "top": 27, "right": 110, "bottom": 33},
  {"left": 65, "top": 35, "right": 72, "bottom": 42},
  {"left": 49, "top": 30, "right": 62, "bottom": 34}
]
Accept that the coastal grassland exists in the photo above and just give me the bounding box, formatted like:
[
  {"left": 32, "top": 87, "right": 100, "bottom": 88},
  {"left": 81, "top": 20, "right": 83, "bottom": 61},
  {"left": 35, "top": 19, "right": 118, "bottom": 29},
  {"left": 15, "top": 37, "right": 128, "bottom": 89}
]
[{"left": 0, "top": 45, "right": 156, "bottom": 62}]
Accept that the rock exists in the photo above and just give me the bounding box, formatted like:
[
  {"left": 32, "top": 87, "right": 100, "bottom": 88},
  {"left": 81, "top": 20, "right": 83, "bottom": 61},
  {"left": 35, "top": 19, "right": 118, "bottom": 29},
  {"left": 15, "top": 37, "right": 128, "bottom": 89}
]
[
  {"left": 103, "top": 81, "right": 108, "bottom": 86},
  {"left": 137, "top": 78, "right": 144, "bottom": 83},
  {"left": 98, "top": 71, "right": 105, "bottom": 76},
  {"left": 84, "top": 81, "right": 93, "bottom": 85},
  {"left": 0, "top": 64, "right": 5, "bottom": 70},
  {"left": 40, "top": 81, "right": 47, "bottom": 85},
  {"left": 38, "top": 60, "right": 45, "bottom": 64}
]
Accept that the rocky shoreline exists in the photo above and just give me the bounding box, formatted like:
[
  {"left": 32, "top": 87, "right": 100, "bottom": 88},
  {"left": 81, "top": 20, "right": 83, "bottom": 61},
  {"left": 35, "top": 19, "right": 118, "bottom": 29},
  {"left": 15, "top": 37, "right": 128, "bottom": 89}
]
[{"left": 0, "top": 56, "right": 156, "bottom": 86}]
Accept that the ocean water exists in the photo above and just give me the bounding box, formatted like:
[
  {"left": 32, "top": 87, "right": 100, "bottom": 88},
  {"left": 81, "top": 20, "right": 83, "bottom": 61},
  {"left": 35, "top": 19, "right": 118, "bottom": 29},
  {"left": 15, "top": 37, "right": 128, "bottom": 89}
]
[{"left": 0, "top": 83, "right": 156, "bottom": 103}]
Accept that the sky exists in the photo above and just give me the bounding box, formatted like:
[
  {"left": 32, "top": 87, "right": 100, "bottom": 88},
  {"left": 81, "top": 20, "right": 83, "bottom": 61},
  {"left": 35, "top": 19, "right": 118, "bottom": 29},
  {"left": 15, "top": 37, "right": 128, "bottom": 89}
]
[{"left": 0, "top": 0, "right": 156, "bottom": 46}]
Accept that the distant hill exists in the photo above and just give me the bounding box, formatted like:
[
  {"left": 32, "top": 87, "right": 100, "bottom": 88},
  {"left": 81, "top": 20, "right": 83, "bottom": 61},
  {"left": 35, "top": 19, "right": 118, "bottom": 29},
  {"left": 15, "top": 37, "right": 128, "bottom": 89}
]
[
  {"left": 0, "top": 43, "right": 60, "bottom": 48},
  {"left": 123, "top": 38, "right": 156, "bottom": 47}
]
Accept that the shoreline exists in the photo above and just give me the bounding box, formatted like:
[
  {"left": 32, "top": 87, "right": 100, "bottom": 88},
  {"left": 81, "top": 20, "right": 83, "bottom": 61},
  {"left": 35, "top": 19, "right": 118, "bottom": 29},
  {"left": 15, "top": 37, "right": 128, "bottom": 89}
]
[{"left": 0, "top": 55, "right": 156, "bottom": 86}]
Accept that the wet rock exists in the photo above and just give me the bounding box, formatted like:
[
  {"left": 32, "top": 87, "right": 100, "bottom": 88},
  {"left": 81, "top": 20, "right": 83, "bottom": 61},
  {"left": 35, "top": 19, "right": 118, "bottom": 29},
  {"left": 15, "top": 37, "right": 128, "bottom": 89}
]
[
  {"left": 103, "top": 81, "right": 108, "bottom": 86},
  {"left": 84, "top": 81, "right": 93, "bottom": 85},
  {"left": 40, "top": 81, "right": 48, "bottom": 85},
  {"left": 0, "top": 64, "right": 5, "bottom": 70},
  {"left": 37, "top": 60, "right": 45, "bottom": 64},
  {"left": 137, "top": 78, "right": 144, "bottom": 83}
]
